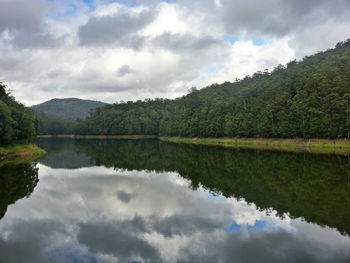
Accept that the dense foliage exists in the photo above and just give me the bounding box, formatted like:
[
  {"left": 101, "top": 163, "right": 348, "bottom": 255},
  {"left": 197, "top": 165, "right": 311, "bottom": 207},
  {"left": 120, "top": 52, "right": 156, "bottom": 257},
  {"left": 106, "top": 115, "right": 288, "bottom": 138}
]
[
  {"left": 76, "top": 40, "right": 350, "bottom": 139},
  {"left": 36, "top": 112, "right": 77, "bottom": 135},
  {"left": 75, "top": 99, "right": 170, "bottom": 135},
  {"left": 0, "top": 83, "right": 37, "bottom": 145}
]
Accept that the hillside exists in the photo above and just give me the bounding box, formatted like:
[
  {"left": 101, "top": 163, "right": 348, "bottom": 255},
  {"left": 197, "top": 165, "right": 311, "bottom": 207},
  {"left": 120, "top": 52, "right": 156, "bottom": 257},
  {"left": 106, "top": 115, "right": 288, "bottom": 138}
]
[
  {"left": 75, "top": 39, "right": 350, "bottom": 139},
  {"left": 31, "top": 98, "right": 108, "bottom": 120}
]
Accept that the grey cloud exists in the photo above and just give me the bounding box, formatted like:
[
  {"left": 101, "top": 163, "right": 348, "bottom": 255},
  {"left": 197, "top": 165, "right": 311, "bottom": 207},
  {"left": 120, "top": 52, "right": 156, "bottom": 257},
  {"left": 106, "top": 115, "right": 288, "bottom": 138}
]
[
  {"left": 0, "top": 56, "right": 19, "bottom": 71},
  {"left": 78, "top": 10, "right": 154, "bottom": 48},
  {"left": 179, "top": 231, "right": 350, "bottom": 263},
  {"left": 0, "top": 0, "right": 46, "bottom": 32},
  {"left": 151, "top": 214, "right": 225, "bottom": 237},
  {"left": 78, "top": 221, "right": 161, "bottom": 262},
  {"left": 10, "top": 29, "right": 62, "bottom": 49},
  {"left": 117, "top": 64, "right": 133, "bottom": 77},
  {"left": 153, "top": 32, "right": 222, "bottom": 52},
  {"left": 0, "top": 238, "right": 47, "bottom": 263},
  {"left": 116, "top": 189, "right": 136, "bottom": 203},
  {"left": 220, "top": 0, "right": 350, "bottom": 37},
  {"left": 0, "top": 0, "right": 62, "bottom": 49},
  {"left": 0, "top": 220, "right": 67, "bottom": 263}
]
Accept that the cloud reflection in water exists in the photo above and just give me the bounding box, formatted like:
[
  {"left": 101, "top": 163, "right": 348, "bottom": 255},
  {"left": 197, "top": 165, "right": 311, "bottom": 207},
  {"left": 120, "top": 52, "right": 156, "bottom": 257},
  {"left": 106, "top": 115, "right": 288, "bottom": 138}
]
[{"left": 0, "top": 164, "right": 349, "bottom": 263}]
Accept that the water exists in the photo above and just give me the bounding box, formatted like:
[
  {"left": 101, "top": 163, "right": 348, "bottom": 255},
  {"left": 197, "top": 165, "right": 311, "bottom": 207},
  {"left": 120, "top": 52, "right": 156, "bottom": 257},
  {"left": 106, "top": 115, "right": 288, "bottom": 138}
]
[{"left": 0, "top": 138, "right": 350, "bottom": 262}]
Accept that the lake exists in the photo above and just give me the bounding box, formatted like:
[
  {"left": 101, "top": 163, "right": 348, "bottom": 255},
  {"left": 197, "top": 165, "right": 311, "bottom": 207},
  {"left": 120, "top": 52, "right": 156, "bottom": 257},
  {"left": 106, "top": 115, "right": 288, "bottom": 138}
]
[{"left": 1, "top": 138, "right": 350, "bottom": 262}]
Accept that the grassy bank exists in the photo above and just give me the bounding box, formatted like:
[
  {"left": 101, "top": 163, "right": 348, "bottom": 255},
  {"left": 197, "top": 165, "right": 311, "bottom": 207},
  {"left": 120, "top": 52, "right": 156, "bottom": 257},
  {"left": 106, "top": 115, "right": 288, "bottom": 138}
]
[
  {"left": 38, "top": 134, "right": 157, "bottom": 139},
  {"left": 0, "top": 144, "right": 46, "bottom": 162},
  {"left": 159, "top": 137, "right": 350, "bottom": 155},
  {"left": 37, "top": 135, "right": 350, "bottom": 155}
]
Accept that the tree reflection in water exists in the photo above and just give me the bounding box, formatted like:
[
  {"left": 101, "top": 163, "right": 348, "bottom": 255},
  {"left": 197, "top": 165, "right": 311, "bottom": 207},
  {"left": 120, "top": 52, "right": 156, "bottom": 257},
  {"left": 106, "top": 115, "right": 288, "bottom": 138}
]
[{"left": 0, "top": 161, "right": 39, "bottom": 219}]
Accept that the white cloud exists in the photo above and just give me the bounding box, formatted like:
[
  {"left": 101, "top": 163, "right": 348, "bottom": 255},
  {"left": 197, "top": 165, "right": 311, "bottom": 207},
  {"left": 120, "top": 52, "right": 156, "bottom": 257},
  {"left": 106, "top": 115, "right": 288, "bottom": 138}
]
[{"left": 0, "top": 0, "right": 349, "bottom": 105}]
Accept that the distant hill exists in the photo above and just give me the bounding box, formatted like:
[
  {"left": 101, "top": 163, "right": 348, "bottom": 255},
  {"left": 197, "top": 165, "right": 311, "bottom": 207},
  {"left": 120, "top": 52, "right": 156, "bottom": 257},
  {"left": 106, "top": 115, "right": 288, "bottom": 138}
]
[{"left": 31, "top": 98, "right": 108, "bottom": 120}]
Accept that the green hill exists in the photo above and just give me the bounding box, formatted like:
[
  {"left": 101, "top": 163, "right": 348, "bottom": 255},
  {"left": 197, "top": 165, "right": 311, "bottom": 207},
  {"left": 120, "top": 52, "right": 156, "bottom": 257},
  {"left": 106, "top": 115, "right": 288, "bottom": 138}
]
[
  {"left": 75, "top": 39, "right": 350, "bottom": 139},
  {"left": 31, "top": 98, "right": 108, "bottom": 135},
  {"left": 31, "top": 98, "right": 108, "bottom": 121}
]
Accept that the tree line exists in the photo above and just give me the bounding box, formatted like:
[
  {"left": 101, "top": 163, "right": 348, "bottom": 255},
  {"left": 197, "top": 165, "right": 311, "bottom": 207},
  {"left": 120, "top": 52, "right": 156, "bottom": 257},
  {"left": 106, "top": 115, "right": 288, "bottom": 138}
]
[
  {"left": 0, "top": 83, "right": 37, "bottom": 145},
  {"left": 57, "top": 39, "right": 350, "bottom": 139}
]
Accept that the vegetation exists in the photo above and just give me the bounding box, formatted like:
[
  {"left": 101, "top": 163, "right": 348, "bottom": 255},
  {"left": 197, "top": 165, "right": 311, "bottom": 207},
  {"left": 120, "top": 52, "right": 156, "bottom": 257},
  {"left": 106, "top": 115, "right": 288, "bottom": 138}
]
[
  {"left": 37, "top": 138, "right": 350, "bottom": 235},
  {"left": 160, "top": 137, "right": 350, "bottom": 155},
  {"left": 75, "top": 40, "right": 350, "bottom": 139},
  {"left": 0, "top": 144, "right": 46, "bottom": 161},
  {"left": 75, "top": 99, "right": 169, "bottom": 135},
  {"left": 0, "top": 82, "right": 38, "bottom": 145},
  {"left": 36, "top": 112, "right": 78, "bottom": 135}
]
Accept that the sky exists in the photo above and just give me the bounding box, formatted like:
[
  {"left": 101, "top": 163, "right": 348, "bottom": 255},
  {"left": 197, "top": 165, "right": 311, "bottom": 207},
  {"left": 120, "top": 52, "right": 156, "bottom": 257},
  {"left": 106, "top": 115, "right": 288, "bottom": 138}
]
[{"left": 0, "top": 0, "right": 350, "bottom": 106}]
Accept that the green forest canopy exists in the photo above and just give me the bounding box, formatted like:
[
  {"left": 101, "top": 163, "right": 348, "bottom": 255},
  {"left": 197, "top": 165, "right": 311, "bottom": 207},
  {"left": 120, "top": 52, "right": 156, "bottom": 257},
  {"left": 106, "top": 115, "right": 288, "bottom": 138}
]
[
  {"left": 74, "top": 39, "right": 350, "bottom": 139},
  {"left": 0, "top": 83, "right": 37, "bottom": 145}
]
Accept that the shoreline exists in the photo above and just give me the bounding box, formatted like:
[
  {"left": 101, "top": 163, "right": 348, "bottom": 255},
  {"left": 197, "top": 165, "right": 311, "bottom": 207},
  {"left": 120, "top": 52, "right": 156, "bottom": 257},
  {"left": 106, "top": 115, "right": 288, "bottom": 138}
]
[
  {"left": 0, "top": 144, "right": 46, "bottom": 162},
  {"left": 37, "top": 135, "right": 157, "bottom": 140},
  {"left": 159, "top": 137, "right": 350, "bottom": 155},
  {"left": 36, "top": 135, "right": 350, "bottom": 155}
]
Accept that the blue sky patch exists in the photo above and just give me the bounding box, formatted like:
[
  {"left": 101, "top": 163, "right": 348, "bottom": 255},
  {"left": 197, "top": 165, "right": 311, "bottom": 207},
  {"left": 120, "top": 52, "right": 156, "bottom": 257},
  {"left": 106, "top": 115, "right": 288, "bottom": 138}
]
[
  {"left": 205, "top": 65, "right": 225, "bottom": 75},
  {"left": 206, "top": 191, "right": 227, "bottom": 201},
  {"left": 226, "top": 222, "right": 242, "bottom": 233},
  {"left": 226, "top": 220, "right": 278, "bottom": 233},
  {"left": 83, "top": 0, "right": 96, "bottom": 10},
  {"left": 247, "top": 220, "right": 268, "bottom": 230},
  {"left": 253, "top": 38, "right": 265, "bottom": 46},
  {"left": 224, "top": 35, "right": 239, "bottom": 45}
]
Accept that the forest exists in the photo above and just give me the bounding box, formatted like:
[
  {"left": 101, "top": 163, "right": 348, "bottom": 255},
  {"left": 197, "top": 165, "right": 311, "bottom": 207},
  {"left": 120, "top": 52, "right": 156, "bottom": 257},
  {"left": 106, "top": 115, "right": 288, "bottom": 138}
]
[
  {"left": 0, "top": 83, "right": 37, "bottom": 145},
  {"left": 74, "top": 39, "right": 350, "bottom": 139}
]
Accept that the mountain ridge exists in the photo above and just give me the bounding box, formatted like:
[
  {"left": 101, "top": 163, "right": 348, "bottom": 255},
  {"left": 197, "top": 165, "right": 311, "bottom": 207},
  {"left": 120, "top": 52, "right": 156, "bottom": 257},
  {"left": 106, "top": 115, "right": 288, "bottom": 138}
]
[{"left": 31, "top": 97, "right": 108, "bottom": 120}]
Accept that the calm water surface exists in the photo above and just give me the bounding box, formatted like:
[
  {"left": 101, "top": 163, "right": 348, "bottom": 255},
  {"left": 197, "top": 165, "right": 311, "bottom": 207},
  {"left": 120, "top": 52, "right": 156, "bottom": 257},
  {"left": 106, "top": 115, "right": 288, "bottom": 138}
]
[{"left": 0, "top": 138, "right": 350, "bottom": 262}]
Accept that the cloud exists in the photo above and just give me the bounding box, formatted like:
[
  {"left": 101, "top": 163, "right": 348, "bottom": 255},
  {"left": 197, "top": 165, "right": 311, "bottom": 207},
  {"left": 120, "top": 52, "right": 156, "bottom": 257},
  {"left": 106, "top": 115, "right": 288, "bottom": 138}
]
[
  {"left": 152, "top": 32, "right": 221, "bottom": 52},
  {"left": 116, "top": 64, "right": 133, "bottom": 76},
  {"left": 78, "top": 222, "right": 161, "bottom": 262},
  {"left": 116, "top": 189, "right": 136, "bottom": 203},
  {"left": 179, "top": 231, "right": 350, "bottom": 263},
  {"left": 0, "top": 220, "right": 67, "bottom": 263},
  {"left": 0, "top": 0, "right": 62, "bottom": 49},
  {"left": 0, "top": 0, "right": 46, "bottom": 32},
  {"left": 219, "top": 0, "right": 350, "bottom": 38},
  {"left": 78, "top": 8, "right": 154, "bottom": 48}
]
